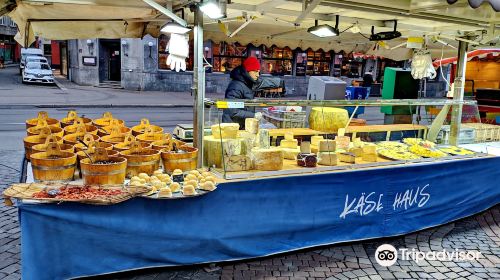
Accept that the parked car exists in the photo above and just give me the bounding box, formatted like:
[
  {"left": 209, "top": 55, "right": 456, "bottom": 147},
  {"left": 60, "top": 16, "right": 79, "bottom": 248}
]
[
  {"left": 25, "top": 55, "right": 49, "bottom": 65},
  {"left": 22, "top": 62, "right": 55, "bottom": 84},
  {"left": 20, "top": 48, "right": 44, "bottom": 75}
]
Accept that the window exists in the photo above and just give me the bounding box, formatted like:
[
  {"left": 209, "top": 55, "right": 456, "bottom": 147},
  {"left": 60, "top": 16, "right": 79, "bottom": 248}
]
[
  {"left": 0, "top": 17, "right": 5, "bottom": 26},
  {"left": 261, "top": 46, "right": 293, "bottom": 75},
  {"left": 305, "top": 49, "right": 332, "bottom": 76},
  {"left": 211, "top": 42, "right": 246, "bottom": 73}
]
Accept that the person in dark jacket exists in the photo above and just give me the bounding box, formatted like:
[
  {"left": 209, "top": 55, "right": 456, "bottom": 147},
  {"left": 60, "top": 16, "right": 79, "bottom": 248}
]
[{"left": 222, "top": 56, "right": 263, "bottom": 128}]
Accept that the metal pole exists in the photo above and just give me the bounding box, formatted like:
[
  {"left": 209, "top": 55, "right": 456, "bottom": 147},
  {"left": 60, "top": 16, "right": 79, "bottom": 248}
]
[
  {"left": 193, "top": 7, "right": 205, "bottom": 168},
  {"left": 449, "top": 40, "right": 468, "bottom": 146}
]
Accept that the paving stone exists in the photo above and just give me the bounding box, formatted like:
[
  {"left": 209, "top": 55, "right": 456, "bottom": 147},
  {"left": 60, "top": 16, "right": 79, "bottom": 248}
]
[{"left": 392, "top": 271, "right": 411, "bottom": 278}]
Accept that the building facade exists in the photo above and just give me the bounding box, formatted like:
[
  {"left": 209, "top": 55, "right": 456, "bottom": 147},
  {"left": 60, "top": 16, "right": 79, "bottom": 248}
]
[
  {"left": 0, "top": 16, "right": 19, "bottom": 63},
  {"left": 67, "top": 35, "right": 405, "bottom": 95}
]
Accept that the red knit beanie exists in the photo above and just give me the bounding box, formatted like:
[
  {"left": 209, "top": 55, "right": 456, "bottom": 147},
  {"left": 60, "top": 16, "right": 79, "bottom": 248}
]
[{"left": 243, "top": 57, "right": 261, "bottom": 72}]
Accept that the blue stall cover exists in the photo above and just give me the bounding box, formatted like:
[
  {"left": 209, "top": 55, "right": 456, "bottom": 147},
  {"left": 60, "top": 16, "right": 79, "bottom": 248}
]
[{"left": 19, "top": 157, "right": 500, "bottom": 279}]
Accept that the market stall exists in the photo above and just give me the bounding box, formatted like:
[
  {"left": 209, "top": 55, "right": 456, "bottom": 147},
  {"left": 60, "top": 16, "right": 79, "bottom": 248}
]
[{"left": 2, "top": 1, "right": 500, "bottom": 279}]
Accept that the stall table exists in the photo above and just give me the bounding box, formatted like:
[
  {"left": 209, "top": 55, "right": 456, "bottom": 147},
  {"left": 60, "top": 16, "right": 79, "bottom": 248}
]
[{"left": 17, "top": 154, "right": 500, "bottom": 280}]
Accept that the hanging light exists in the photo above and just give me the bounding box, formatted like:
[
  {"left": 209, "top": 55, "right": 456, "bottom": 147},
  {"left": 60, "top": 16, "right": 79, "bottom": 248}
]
[
  {"left": 200, "top": 0, "right": 225, "bottom": 19},
  {"left": 307, "top": 16, "right": 339, "bottom": 38},
  {"left": 161, "top": 22, "right": 191, "bottom": 34}
]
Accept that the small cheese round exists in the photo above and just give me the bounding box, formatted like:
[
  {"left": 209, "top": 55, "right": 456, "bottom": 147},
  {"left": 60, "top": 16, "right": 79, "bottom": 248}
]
[
  {"left": 130, "top": 176, "right": 141, "bottom": 182},
  {"left": 202, "top": 172, "right": 211, "bottom": 177},
  {"left": 183, "top": 185, "right": 197, "bottom": 196},
  {"left": 138, "top": 173, "right": 149, "bottom": 179},
  {"left": 184, "top": 180, "right": 198, "bottom": 187},
  {"left": 158, "top": 187, "right": 172, "bottom": 198},
  {"left": 199, "top": 181, "right": 216, "bottom": 191},
  {"left": 189, "top": 170, "right": 200, "bottom": 176},
  {"left": 204, "top": 176, "right": 216, "bottom": 183},
  {"left": 172, "top": 169, "right": 183, "bottom": 176},
  {"left": 184, "top": 174, "right": 197, "bottom": 181},
  {"left": 153, "top": 170, "right": 163, "bottom": 176},
  {"left": 170, "top": 182, "right": 181, "bottom": 192}
]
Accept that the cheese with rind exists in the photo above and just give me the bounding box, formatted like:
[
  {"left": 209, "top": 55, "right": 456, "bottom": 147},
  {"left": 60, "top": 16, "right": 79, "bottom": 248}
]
[
  {"left": 211, "top": 123, "right": 239, "bottom": 139},
  {"left": 257, "top": 129, "right": 270, "bottom": 149},
  {"left": 280, "top": 139, "right": 298, "bottom": 149},
  {"left": 224, "top": 155, "right": 252, "bottom": 171},
  {"left": 309, "top": 107, "right": 349, "bottom": 132},
  {"left": 280, "top": 147, "right": 300, "bottom": 160},
  {"left": 319, "top": 140, "right": 336, "bottom": 152},
  {"left": 318, "top": 152, "right": 337, "bottom": 166},
  {"left": 251, "top": 148, "right": 283, "bottom": 171},
  {"left": 245, "top": 118, "right": 259, "bottom": 134}
]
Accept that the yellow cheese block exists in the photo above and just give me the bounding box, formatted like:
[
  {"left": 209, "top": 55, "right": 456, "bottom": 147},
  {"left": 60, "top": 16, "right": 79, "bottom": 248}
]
[
  {"left": 318, "top": 152, "right": 337, "bottom": 166},
  {"left": 309, "top": 107, "right": 349, "bottom": 133},
  {"left": 335, "top": 136, "right": 351, "bottom": 150},
  {"left": 280, "top": 147, "right": 300, "bottom": 160},
  {"left": 349, "top": 147, "right": 363, "bottom": 157},
  {"left": 245, "top": 118, "right": 259, "bottom": 134},
  {"left": 284, "top": 132, "right": 294, "bottom": 140},
  {"left": 339, "top": 152, "right": 356, "bottom": 164},
  {"left": 300, "top": 141, "right": 311, "bottom": 153},
  {"left": 251, "top": 148, "right": 283, "bottom": 171},
  {"left": 362, "top": 153, "right": 378, "bottom": 162},
  {"left": 237, "top": 131, "right": 256, "bottom": 153},
  {"left": 311, "top": 136, "right": 324, "bottom": 146},
  {"left": 280, "top": 139, "right": 298, "bottom": 149},
  {"left": 319, "top": 140, "right": 336, "bottom": 152},
  {"left": 362, "top": 145, "right": 377, "bottom": 154},
  {"left": 211, "top": 123, "right": 239, "bottom": 139}
]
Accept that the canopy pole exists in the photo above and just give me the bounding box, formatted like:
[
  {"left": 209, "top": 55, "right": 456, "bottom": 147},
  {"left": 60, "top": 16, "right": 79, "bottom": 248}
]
[
  {"left": 449, "top": 40, "right": 468, "bottom": 146},
  {"left": 193, "top": 6, "right": 205, "bottom": 168}
]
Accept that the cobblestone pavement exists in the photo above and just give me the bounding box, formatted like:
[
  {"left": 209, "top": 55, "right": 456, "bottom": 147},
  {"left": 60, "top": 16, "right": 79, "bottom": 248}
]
[{"left": 0, "top": 149, "right": 499, "bottom": 280}]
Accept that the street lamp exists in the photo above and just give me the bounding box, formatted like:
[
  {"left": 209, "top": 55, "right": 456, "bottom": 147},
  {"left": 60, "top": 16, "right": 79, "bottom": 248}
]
[
  {"left": 86, "top": 39, "right": 94, "bottom": 55},
  {"left": 147, "top": 41, "right": 154, "bottom": 58}
]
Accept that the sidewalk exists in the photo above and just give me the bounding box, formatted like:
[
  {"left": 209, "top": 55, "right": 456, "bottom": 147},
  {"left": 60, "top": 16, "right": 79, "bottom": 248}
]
[{"left": 0, "top": 66, "right": 226, "bottom": 108}]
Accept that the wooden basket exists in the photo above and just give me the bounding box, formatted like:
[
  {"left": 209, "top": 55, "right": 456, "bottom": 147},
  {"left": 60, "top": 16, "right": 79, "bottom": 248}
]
[
  {"left": 24, "top": 127, "right": 62, "bottom": 160},
  {"left": 119, "top": 141, "right": 160, "bottom": 178},
  {"left": 26, "top": 119, "right": 64, "bottom": 137},
  {"left": 113, "top": 134, "right": 151, "bottom": 152},
  {"left": 161, "top": 145, "right": 198, "bottom": 174},
  {"left": 93, "top": 112, "right": 125, "bottom": 128},
  {"left": 63, "top": 126, "right": 100, "bottom": 145},
  {"left": 30, "top": 142, "right": 77, "bottom": 182},
  {"left": 74, "top": 134, "right": 113, "bottom": 152},
  {"left": 80, "top": 148, "right": 127, "bottom": 185},
  {"left": 32, "top": 135, "right": 74, "bottom": 155},
  {"left": 63, "top": 118, "right": 98, "bottom": 135},
  {"left": 101, "top": 126, "right": 130, "bottom": 145},
  {"left": 98, "top": 120, "right": 131, "bottom": 137},
  {"left": 131, "top": 118, "right": 164, "bottom": 136},
  {"left": 151, "top": 134, "right": 185, "bottom": 152},
  {"left": 60, "top": 111, "right": 92, "bottom": 128},
  {"left": 26, "top": 111, "right": 60, "bottom": 129},
  {"left": 136, "top": 127, "right": 167, "bottom": 145}
]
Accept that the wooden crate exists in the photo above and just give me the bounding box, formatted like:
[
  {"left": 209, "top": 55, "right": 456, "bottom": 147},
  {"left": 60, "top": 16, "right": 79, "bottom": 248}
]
[{"left": 462, "top": 123, "right": 500, "bottom": 142}]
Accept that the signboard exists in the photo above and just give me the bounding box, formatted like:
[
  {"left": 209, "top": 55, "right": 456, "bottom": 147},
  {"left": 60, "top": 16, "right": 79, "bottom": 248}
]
[{"left": 82, "top": 56, "right": 97, "bottom": 66}]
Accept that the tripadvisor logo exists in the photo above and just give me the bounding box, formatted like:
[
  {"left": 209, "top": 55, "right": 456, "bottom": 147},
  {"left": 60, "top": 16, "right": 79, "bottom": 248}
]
[
  {"left": 375, "top": 244, "right": 398, "bottom": 267},
  {"left": 375, "top": 244, "right": 482, "bottom": 267}
]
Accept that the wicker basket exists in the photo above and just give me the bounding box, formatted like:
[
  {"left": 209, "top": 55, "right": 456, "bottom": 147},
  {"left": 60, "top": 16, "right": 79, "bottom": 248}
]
[{"left": 462, "top": 123, "right": 500, "bottom": 143}]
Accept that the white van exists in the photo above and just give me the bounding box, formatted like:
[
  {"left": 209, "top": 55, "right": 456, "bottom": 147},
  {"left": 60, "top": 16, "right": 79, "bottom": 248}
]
[{"left": 20, "top": 48, "right": 44, "bottom": 75}]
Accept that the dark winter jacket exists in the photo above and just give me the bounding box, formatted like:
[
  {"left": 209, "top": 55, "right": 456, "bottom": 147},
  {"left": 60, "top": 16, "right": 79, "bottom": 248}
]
[{"left": 222, "top": 65, "right": 256, "bottom": 129}]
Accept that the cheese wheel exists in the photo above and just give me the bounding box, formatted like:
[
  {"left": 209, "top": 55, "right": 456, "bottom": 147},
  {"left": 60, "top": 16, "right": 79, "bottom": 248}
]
[
  {"left": 245, "top": 118, "right": 259, "bottom": 134},
  {"left": 318, "top": 152, "right": 337, "bottom": 166},
  {"left": 203, "top": 136, "right": 245, "bottom": 168},
  {"left": 211, "top": 123, "right": 239, "bottom": 139},
  {"left": 280, "top": 139, "right": 298, "bottom": 149},
  {"left": 311, "top": 136, "right": 324, "bottom": 146},
  {"left": 251, "top": 148, "right": 283, "bottom": 171},
  {"left": 319, "top": 140, "right": 336, "bottom": 152},
  {"left": 309, "top": 107, "right": 349, "bottom": 133}
]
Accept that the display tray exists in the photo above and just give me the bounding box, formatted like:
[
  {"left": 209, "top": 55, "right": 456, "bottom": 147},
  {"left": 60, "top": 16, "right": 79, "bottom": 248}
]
[
  {"left": 141, "top": 187, "right": 217, "bottom": 199},
  {"left": 211, "top": 153, "right": 489, "bottom": 180}
]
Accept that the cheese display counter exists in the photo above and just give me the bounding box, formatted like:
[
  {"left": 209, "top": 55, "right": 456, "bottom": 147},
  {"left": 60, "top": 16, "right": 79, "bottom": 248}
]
[{"left": 7, "top": 100, "right": 500, "bottom": 280}]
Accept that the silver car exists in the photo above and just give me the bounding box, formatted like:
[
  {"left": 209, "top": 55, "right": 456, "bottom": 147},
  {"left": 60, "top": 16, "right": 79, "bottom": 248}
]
[{"left": 22, "top": 62, "right": 55, "bottom": 84}]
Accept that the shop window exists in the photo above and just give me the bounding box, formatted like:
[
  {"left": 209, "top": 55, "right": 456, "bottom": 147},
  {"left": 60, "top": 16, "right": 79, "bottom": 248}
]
[
  {"left": 157, "top": 34, "right": 193, "bottom": 71},
  {"left": 305, "top": 49, "right": 332, "bottom": 76},
  {"left": 211, "top": 42, "right": 247, "bottom": 73},
  {"left": 261, "top": 46, "right": 292, "bottom": 76},
  {"left": 0, "top": 17, "right": 5, "bottom": 26}
]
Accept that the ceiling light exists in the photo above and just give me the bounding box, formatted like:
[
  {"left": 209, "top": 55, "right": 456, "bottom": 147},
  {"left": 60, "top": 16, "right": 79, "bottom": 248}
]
[
  {"left": 161, "top": 22, "right": 191, "bottom": 34},
  {"left": 200, "top": 1, "right": 225, "bottom": 19},
  {"left": 308, "top": 17, "right": 339, "bottom": 38}
]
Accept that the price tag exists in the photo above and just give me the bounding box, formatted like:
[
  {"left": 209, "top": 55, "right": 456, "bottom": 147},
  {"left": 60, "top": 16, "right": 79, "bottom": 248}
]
[{"left": 216, "top": 101, "right": 245, "bottom": 109}]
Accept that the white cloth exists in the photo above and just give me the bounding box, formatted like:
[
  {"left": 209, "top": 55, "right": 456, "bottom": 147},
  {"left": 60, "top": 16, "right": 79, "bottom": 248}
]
[
  {"left": 411, "top": 50, "right": 436, "bottom": 80},
  {"left": 166, "top": 33, "right": 189, "bottom": 72}
]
